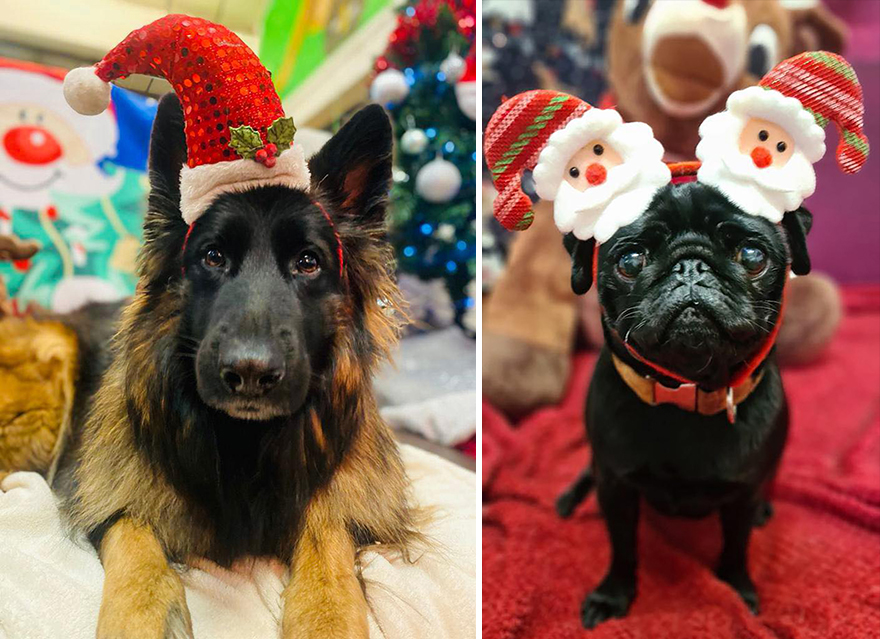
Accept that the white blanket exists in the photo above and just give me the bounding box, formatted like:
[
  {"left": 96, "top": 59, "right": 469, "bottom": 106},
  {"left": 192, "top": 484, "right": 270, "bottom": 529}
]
[{"left": 0, "top": 445, "right": 475, "bottom": 639}]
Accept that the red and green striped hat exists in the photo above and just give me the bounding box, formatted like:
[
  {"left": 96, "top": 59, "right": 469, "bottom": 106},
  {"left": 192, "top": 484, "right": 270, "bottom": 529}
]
[
  {"left": 758, "top": 50, "right": 868, "bottom": 174},
  {"left": 484, "top": 90, "right": 590, "bottom": 231}
]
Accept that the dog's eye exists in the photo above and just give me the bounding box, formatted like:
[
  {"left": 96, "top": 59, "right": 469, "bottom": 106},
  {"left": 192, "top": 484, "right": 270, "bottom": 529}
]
[
  {"left": 569, "top": 166, "right": 580, "bottom": 178},
  {"left": 736, "top": 246, "right": 766, "bottom": 275},
  {"left": 617, "top": 251, "right": 646, "bottom": 278},
  {"left": 294, "top": 251, "right": 320, "bottom": 275},
  {"left": 204, "top": 247, "right": 226, "bottom": 269}
]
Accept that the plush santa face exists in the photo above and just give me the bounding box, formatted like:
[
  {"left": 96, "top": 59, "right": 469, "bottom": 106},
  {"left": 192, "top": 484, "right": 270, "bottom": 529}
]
[
  {"left": 696, "top": 85, "right": 826, "bottom": 222},
  {"left": 532, "top": 109, "right": 670, "bottom": 243},
  {"left": 0, "top": 66, "right": 119, "bottom": 212},
  {"left": 738, "top": 118, "right": 795, "bottom": 168}
]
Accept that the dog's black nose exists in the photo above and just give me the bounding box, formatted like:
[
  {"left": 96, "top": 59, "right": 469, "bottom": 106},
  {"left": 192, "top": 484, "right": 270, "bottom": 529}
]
[
  {"left": 219, "top": 340, "right": 285, "bottom": 396},
  {"left": 672, "top": 258, "right": 711, "bottom": 279}
]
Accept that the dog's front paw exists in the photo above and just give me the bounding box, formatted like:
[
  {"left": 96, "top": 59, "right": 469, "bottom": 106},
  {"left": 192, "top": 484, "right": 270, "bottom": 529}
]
[
  {"left": 283, "top": 605, "right": 368, "bottom": 639},
  {"left": 716, "top": 566, "right": 759, "bottom": 614},
  {"left": 752, "top": 501, "right": 774, "bottom": 527},
  {"left": 97, "top": 569, "right": 193, "bottom": 639},
  {"left": 283, "top": 575, "right": 369, "bottom": 639},
  {"left": 556, "top": 489, "right": 581, "bottom": 519},
  {"left": 580, "top": 579, "right": 635, "bottom": 629}
]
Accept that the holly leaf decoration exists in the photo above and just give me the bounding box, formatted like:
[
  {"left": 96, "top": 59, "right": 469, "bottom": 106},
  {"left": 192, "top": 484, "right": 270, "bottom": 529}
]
[
  {"left": 228, "top": 125, "right": 264, "bottom": 159},
  {"left": 267, "top": 117, "right": 297, "bottom": 152}
]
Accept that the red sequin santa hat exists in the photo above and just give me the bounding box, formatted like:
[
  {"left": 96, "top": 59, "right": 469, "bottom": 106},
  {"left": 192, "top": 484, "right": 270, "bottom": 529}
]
[{"left": 62, "top": 14, "right": 309, "bottom": 225}]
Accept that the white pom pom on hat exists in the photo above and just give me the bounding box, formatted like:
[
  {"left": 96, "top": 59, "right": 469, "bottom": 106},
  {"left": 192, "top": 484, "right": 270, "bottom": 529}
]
[{"left": 63, "top": 66, "right": 111, "bottom": 116}]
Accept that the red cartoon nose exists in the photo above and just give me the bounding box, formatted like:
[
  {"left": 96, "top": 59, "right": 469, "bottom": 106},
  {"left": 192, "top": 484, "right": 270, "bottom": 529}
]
[
  {"left": 701, "top": 0, "right": 729, "bottom": 8},
  {"left": 3, "top": 126, "right": 62, "bottom": 165},
  {"left": 751, "top": 146, "right": 772, "bottom": 169},
  {"left": 586, "top": 163, "right": 607, "bottom": 186}
]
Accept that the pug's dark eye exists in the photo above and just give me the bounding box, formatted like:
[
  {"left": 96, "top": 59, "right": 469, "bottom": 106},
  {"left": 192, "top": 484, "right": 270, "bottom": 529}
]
[
  {"left": 758, "top": 130, "right": 769, "bottom": 142},
  {"left": 569, "top": 166, "right": 580, "bottom": 178},
  {"left": 776, "top": 141, "right": 787, "bottom": 153},
  {"left": 736, "top": 246, "right": 766, "bottom": 275},
  {"left": 203, "top": 247, "right": 225, "bottom": 269},
  {"left": 617, "top": 251, "right": 646, "bottom": 278},
  {"left": 294, "top": 251, "right": 320, "bottom": 275},
  {"left": 593, "top": 144, "right": 604, "bottom": 156}
]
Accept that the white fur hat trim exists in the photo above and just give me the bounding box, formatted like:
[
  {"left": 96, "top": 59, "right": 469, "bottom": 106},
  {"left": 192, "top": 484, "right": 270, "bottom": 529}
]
[{"left": 179, "top": 145, "right": 311, "bottom": 226}]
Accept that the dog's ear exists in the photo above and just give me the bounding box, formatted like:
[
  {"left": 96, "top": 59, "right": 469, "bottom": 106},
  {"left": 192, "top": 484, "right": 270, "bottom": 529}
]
[
  {"left": 781, "top": 207, "right": 813, "bottom": 275},
  {"left": 147, "top": 93, "right": 188, "bottom": 204},
  {"left": 308, "top": 104, "right": 393, "bottom": 223},
  {"left": 563, "top": 233, "right": 596, "bottom": 294}
]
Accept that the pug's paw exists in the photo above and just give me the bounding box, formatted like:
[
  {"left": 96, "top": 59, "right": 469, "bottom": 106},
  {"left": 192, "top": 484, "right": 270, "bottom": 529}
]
[
  {"left": 752, "top": 500, "right": 774, "bottom": 527},
  {"left": 580, "top": 579, "right": 635, "bottom": 629},
  {"left": 716, "top": 566, "right": 760, "bottom": 615}
]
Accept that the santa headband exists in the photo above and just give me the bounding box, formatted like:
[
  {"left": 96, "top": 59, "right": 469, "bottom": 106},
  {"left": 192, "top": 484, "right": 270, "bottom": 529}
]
[
  {"left": 62, "top": 14, "right": 311, "bottom": 226},
  {"left": 484, "top": 51, "right": 869, "bottom": 243}
]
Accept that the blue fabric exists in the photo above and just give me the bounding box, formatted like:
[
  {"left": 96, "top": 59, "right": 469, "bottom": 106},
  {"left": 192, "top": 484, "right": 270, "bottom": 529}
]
[{"left": 107, "top": 85, "right": 157, "bottom": 172}]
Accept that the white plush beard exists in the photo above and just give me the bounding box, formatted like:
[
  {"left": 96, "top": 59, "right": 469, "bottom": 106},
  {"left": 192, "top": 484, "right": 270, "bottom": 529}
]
[
  {"left": 696, "top": 112, "right": 816, "bottom": 222},
  {"left": 554, "top": 161, "right": 670, "bottom": 243}
]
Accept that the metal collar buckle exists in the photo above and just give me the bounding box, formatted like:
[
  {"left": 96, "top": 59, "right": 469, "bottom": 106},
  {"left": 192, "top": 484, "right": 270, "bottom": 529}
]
[{"left": 726, "top": 387, "right": 736, "bottom": 424}]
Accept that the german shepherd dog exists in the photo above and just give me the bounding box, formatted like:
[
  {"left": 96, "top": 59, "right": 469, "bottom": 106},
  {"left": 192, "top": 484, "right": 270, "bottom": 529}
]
[{"left": 55, "top": 94, "right": 418, "bottom": 639}]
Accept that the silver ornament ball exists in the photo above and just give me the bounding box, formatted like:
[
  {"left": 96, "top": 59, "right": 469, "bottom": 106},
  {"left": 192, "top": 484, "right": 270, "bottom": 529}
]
[
  {"left": 415, "top": 157, "right": 462, "bottom": 203},
  {"left": 370, "top": 69, "right": 410, "bottom": 105},
  {"left": 440, "top": 53, "right": 466, "bottom": 83},
  {"left": 401, "top": 128, "right": 429, "bottom": 154}
]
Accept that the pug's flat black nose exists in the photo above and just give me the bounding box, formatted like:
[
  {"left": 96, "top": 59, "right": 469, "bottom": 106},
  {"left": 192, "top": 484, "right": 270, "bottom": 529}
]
[
  {"left": 673, "top": 258, "right": 711, "bottom": 278},
  {"left": 219, "top": 341, "right": 285, "bottom": 396}
]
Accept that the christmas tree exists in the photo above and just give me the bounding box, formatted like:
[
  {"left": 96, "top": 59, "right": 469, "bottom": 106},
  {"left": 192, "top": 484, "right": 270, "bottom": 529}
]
[{"left": 370, "top": 0, "right": 476, "bottom": 327}]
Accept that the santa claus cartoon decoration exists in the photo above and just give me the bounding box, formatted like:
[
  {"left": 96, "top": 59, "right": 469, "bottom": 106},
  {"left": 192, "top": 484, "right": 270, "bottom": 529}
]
[
  {"left": 486, "top": 50, "right": 868, "bottom": 245},
  {"left": 697, "top": 51, "right": 869, "bottom": 222},
  {"left": 484, "top": 90, "right": 670, "bottom": 243},
  {"left": 63, "top": 14, "right": 309, "bottom": 226}
]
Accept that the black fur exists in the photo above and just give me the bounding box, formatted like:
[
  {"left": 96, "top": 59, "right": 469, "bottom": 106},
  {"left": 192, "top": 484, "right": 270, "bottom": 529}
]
[{"left": 560, "top": 182, "right": 804, "bottom": 627}]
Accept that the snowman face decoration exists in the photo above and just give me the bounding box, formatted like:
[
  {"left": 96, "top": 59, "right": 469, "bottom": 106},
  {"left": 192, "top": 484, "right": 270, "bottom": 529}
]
[
  {"left": 563, "top": 140, "right": 624, "bottom": 191},
  {"left": 737, "top": 118, "right": 795, "bottom": 169}
]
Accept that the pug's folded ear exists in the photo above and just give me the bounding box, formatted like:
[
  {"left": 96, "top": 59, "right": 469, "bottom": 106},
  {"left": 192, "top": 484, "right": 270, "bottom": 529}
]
[
  {"left": 563, "top": 233, "right": 596, "bottom": 295},
  {"left": 781, "top": 207, "right": 813, "bottom": 275},
  {"left": 308, "top": 104, "right": 393, "bottom": 223}
]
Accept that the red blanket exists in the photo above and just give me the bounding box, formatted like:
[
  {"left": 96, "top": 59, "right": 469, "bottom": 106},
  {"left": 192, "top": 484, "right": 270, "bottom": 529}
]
[{"left": 483, "top": 286, "right": 880, "bottom": 639}]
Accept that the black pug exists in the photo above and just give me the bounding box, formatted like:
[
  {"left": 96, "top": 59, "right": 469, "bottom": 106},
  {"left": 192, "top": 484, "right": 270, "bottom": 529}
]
[{"left": 556, "top": 180, "right": 812, "bottom": 629}]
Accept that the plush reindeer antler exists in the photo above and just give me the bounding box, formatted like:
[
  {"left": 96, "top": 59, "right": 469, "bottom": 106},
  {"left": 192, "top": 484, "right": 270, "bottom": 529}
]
[
  {"left": 0, "top": 233, "right": 40, "bottom": 317},
  {"left": 0, "top": 234, "right": 39, "bottom": 262}
]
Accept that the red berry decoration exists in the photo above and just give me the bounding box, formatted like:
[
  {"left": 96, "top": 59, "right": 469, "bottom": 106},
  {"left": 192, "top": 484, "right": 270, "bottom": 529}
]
[
  {"left": 255, "top": 148, "right": 268, "bottom": 163},
  {"left": 264, "top": 156, "right": 276, "bottom": 168},
  {"left": 266, "top": 143, "right": 277, "bottom": 156}
]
